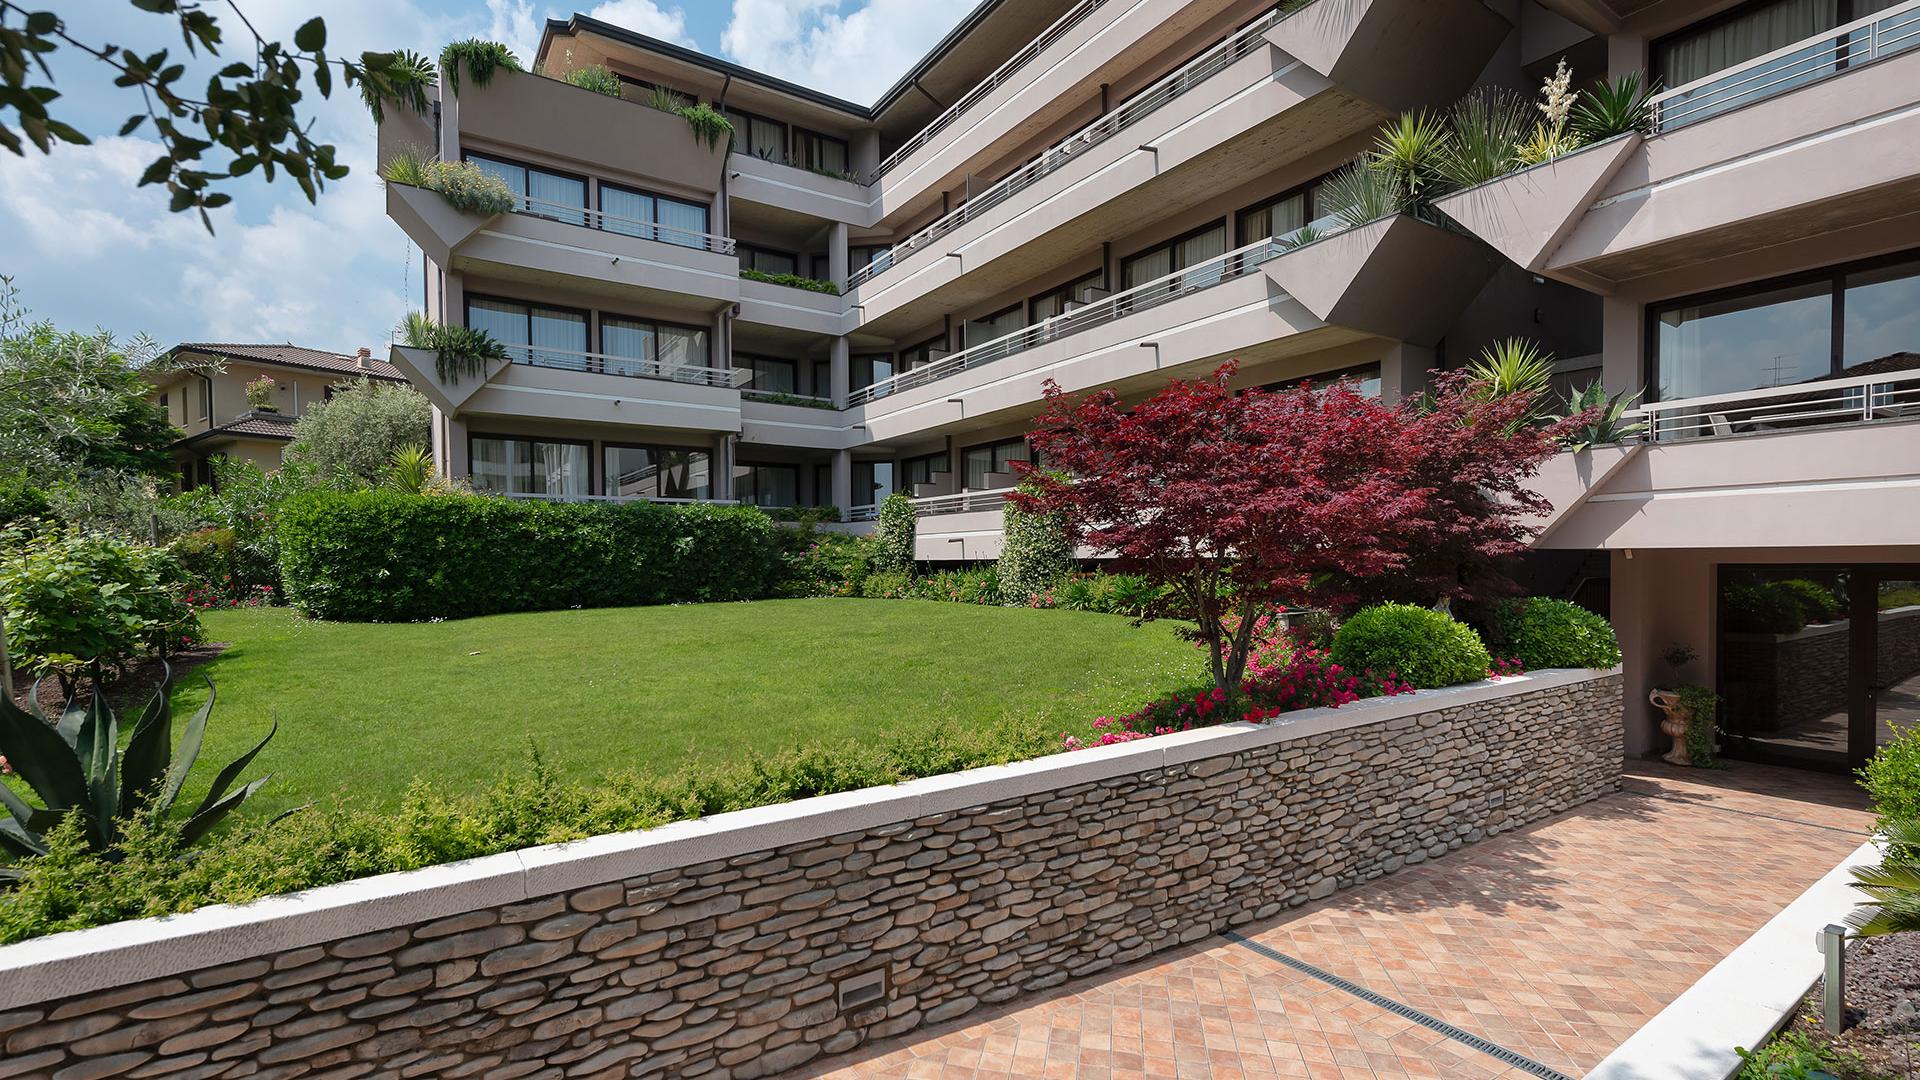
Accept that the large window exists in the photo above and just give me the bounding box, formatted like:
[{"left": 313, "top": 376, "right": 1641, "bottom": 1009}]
[
  {"left": 853, "top": 354, "right": 896, "bottom": 390},
  {"left": 1654, "top": 0, "right": 1902, "bottom": 87},
  {"left": 597, "top": 183, "right": 710, "bottom": 247},
  {"left": 466, "top": 297, "right": 588, "bottom": 367},
  {"left": 968, "top": 304, "right": 1024, "bottom": 347},
  {"left": 1030, "top": 271, "right": 1103, "bottom": 323},
  {"left": 1650, "top": 252, "right": 1920, "bottom": 401},
  {"left": 794, "top": 128, "right": 850, "bottom": 175},
  {"left": 470, "top": 436, "right": 590, "bottom": 497},
  {"left": 603, "top": 445, "right": 711, "bottom": 501},
  {"left": 465, "top": 154, "right": 585, "bottom": 224},
  {"left": 740, "top": 355, "right": 798, "bottom": 393},
  {"left": 854, "top": 461, "right": 894, "bottom": 506},
  {"left": 740, "top": 245, "right": 800, "bottom": 277},
  {"left": 1122, "top": 222, "right": 1228, "bottom": 291},
  {"left": 960, "top": 438, "right": 1036, "bottom": 490},
  {"left": 896, "top": 336, "right": 945, "bottom": 372},
  {"left": 1237, "top": 188, "right": 1313, "bottom": 246},
  {"left": 734, "top": 463, "right": 799, "bottom": 507},
  {"left": 902, "top": 452, "right": 948, "bottom": 491},
  {"left": 602, "top": 315, "right": 709, "bottom": 378},
  {"left": 724, "top": 107, "right": 787, "bottom": 161}
]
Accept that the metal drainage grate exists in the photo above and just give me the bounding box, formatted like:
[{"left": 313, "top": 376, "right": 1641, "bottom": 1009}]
[{"left": 1221, "top": 931, "right": 1577, "bottom": 1080}]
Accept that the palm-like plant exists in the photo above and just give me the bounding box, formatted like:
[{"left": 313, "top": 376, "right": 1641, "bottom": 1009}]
[
  {"left": 1571, "top": 73, "right": 1659, "bottom": 142},
  {"left": 1369, "top": 110, "right": 1453, "bottom": 203},
  {"left": 386, "top": 444, "right": 434, "bottom": 494},
  {"left": 399, "top": 313, "right": 509, "bottom": 384},
  {"left": 1847, "top": 818, "right": 1920, "bottom": 936},
  {"left": 1440, "top": 88, "right": 1532, "bottom": 188},
  {"left": 1319, "top": 158, "right": 1407, "bottom": 229},
  {"left": 1466, "top": 338, "right": 1557, "bottom": 431},
  {"left": 1557, "top": 382, "right": 1648, "bottom": 450},
  {"left": 358, "top": 50, "right": 438, "bottom": 124},
  {"left": 0, "top": 665, "right": 274, "bottom": 876}
]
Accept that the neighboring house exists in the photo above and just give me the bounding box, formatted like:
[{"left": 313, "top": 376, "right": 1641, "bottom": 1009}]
[
  {"left": 149, "top": 343, "right": 405, "bottom": 488},
  {"left": 378, "top": 0, "right": 1920, "bottom": 773}
]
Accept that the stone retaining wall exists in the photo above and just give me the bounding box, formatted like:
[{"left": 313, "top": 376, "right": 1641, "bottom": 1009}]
[{"left": 0, "top": 670, "right": 1623, "bottom": 1080}]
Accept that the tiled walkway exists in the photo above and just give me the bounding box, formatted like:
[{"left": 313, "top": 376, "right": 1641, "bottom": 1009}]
[{"left": 796, "top": 761, "right": 1874, "bottom": 1080}]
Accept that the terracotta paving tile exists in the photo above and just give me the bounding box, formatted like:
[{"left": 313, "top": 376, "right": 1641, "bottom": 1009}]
[{"left": 793, "top": 762, "right": 1871, "bottom": 1080}]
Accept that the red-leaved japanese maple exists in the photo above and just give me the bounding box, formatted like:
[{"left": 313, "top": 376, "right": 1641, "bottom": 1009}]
[{"left": 1012, "top": 363, "right": 1565, "bottom": 693}]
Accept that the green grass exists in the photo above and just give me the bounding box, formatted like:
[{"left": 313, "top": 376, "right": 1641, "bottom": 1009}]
[{"left": 175, "top": 600, "right": 1206, "bottom": 814}]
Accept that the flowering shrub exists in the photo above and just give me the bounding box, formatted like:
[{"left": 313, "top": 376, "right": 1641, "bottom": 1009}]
[
  {"left": 244, "top": 374, "right": 276, "bottom": 411},
  {"left": 998, "top": 477, "right": 1073, "bottom": 607}
]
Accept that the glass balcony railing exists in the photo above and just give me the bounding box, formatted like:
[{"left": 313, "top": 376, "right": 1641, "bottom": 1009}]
[{"left": 1652, "top": 0, "right": 1920, "bottom": 130}]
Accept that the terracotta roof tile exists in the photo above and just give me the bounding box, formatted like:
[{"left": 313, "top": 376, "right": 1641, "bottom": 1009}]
[{"left": 174, "top": 342, "right": 404, "bottom": 381}]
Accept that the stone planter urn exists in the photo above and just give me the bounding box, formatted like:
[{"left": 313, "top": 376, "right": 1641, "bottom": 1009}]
[{"left": 1649, "top": 688, "right": 1692, "bottom": 766}]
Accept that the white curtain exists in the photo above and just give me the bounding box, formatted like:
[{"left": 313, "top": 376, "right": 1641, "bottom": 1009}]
[
  {"left": 1659, "top": 0, "right": 1838, "bottom": 87},
  {"left": 654, "top": 197, "right": 710, "bottom": 249},
  {"left": 656, "top": 325, "right": 708, "bottom": 375},
  {"left": 601, "top": 317, "right": 654, "bottom": 377},
  {"left": 1124, "top": 248, "right": 1172, "bottom": 290},
  {"left": 1178, "top": 225, "right": 1228, "bottom": 291},
  {"left": 467, "top": 299, "right": 527, "bottom": 361},
  {"left": 527, "top": 171, "right": 585, "bottom": 224},
  {"left": 529, "top": 442, "right": 589, "bottom": 497},
  {"left": 599, "top": 187, "right": 655, "bottom": 239},
  {"left": 529, "top": 308, "right": 586, "bottom": 369}
]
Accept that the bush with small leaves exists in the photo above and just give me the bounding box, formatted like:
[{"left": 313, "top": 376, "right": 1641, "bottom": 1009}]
[
  {"left": 1499, "top": 597, "right": 1621, "bottom": 670},
  {"left": 1330, "top": 603, "right": 1492, "bottom": 688},
  {"left": 872, "top": 493, "right": 916, "bottom": 575}
]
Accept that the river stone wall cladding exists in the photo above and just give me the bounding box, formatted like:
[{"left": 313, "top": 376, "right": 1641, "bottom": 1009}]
[{"left": 0, "top": 673, "right": 1622, "bottom": 1080}]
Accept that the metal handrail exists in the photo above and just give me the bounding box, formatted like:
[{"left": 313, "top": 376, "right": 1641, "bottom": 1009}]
[
  {"left": 1652, "top": 0, "right": 1920, "bottom": 129},
  {"left": 498, "top": 492, "right": 739, "bottom": 505},
  {"left": 502, "top": 343, "right": 752, "bottom": 388},
  {"left": 849, "top": 503, "right": 879, "bottom": 522},
  {"left": 512, "top": 194, "right": 737, "bottom": 255},
  {"left": 871, "top": 0, "right": 1112, "bottom": 182},
  {"left": 1632, "top": 367, "right": 1920, "bottom": 441},
  {"left": 847, "top": 215, "right": 1346, "bottom": 406},
  {"left": 910, "top": 487, "right": 1016, "bottom": 516},
  {"left": 848, "top": 5, "right": 1285, "bottom": 291}
]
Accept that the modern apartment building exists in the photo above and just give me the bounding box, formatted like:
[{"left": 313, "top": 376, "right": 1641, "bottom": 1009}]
[
  {"left": 379, "top": 0, "right": 1920, "bottom": 772},
  {"left": 150, "top": 343, "right": 405, "bottom": 486}
]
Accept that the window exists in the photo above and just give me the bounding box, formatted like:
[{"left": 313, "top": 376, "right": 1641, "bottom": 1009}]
[
  {"left": 602, "top": 315, "right": 710, "bottom": 378},
  {"left": 466, "top": 296, "right": 588, "bottom": 367},
  {"left": 960, "top": 438, "right": 1036, "bottom": 489},
  {"left": 598, "top": 183, "right": 710, "bottom": 248},
  {"left": 603, "top": 445, "right": 711, "bottom": 500},
  {"left": 853, "top": 461, "right": 895, "bottom": 506},
  {"left": 734, "top": 462, "right": 800, "bottom": 507},
  {"left": 968, "top": 304, "right": 1024, "bottom": 346},
  {"left": 741, "top": 245, "right": 800, "bottom": 277},
  {"left": 1649, "top": 251, "right": 1920, "bottom": 401},
  {"left": 723, "top": 107, "right": 787, "bottom": 161},
  {"left": 1122, "top": 221, "right": 1228, "bottom": 291},
  {"left": 465, "top": 153, "right": 585, "bottom": 224},
  {"left": 470, "top": 436, "right": 591, "bottom": 497},
  {"left": 1030, "top": 271, "right": 1104, "bottom": 323},
  {"left": 794, "top": 128, "right": 850, "bottom": 175},
  {"left": 741, "top": 355, "right": 798, "bottom": 393},
  {"left": 1237, "top": 188, "right": 1311, "bottom": 246},
  {"left": 1264, "top": 363, "right": 1382, "bottom": 399},
  {"left": 199, "top": 379, "right": 212, "bottom": 422},
  {"left": 897, "top": 336, "right": 945, "bottom": 372},
  {"left": 812, "top": 358, "right": 831, "bottom": 397},
  {"left": 850, "top": 245, "right": 890, "bottom": 271},
  {"left": 902, "top": 452, "right": 949, "bottom": 491},
  {"left": 1652, "top": 0, "right": 1905, "bottom": 122},
  {"left": 853, "top": 354, "right": 896, "bottom": 390}
]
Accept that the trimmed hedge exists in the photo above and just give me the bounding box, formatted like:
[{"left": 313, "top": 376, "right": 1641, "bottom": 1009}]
[
  {"left": 1331, "top": 603, "right": 1492, "bottom": 688},
  {"left": 1502, "top": 597, "right": 1622, "bottom": 670},
  {"left": 278, "top": 491, "right": 786, "bottom": 621}
]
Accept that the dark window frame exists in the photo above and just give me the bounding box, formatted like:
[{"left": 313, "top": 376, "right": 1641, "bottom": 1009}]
[
  {"left": 958, "top": 436, "right": 1038, "bottom": 489},
  {"left": 969, "top": 302, "right": 1025, "bottom": 345},
  {"left": 467, "top": 432, "right": 597, "bottom": 496},
  {"left": 1120, "top": 217, "right": 1230, "bottom": 286},
  {"left": 737, "top": 353, "right": 799, "bottom": 393},
  {"left": 597, "top": 309, "right": 714, "bottom": 371},
  {"left": 895, "top": 335, "right": 947, "bottom": 370},
  {"left": 902, "top": 450, "right": 950, "bottom": 490},
  {"left": 792, "top": 126, "right": 851, "bottom": 174},
  {"left": 733, "top": 460, "right": 802, "bottom": 507},
  {"left": 723, "top": 104, "right": 789, "bottom": 160},
  {"left": 460, "top": 150, "right": 588, "bottom": 217},
  {"left": 600, "top": 440, "right": 714, "bottom": 500},
  {"left": 1234, "top": 181, "right": 1319, "bottom": 247},
  {"left": 596, "top": 180, "right": 711, "bottom": 236},
  {"left": 1028, "top": 268, "right": 1105, "bottom": 322},
  {"left": 465, "top": 293, "right": 592, "bottom": 360},
  {"left": 739, "top": 243, "right": 802, "bottom": 277},
  {"left": 1650, "top": 0, "right": 1888, "bottom": 89}
]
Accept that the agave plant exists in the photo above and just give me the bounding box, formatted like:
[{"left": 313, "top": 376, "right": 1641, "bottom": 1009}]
[
  {"left": 1440, "top": 87, "right": 1531, "bottom": 188},
  {"left": 1466, "top": 338, "right": 1557, "bottom": 431},
  {"left": 1571, "top": 73, "right": 1659, "bottom": 142},
  {"left": 1847, "top": 818, "right": 1920, "bottom": 936},
  {"left": 1318, "top": 158, "right": 1407, "bottom": 229},
  {"left": 1557, "top": 381, "right": 1648, "bottom": 450},
  {"left": 0, "top": 665, "right": 274, "bottom": 874},
  {"left": 1369, "top": 109, "right": 1453, "bottom": 203},
  {"left": 386, "top": 444, "right": 435, "bottom": 494}
]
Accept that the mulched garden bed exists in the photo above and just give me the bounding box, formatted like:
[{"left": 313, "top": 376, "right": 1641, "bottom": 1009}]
[
  {"left": 1783, "top": 931, "right": 1920, "bottom": 1079},
  {"left": 8, "top": 645, "right": 228, "bottom": 716}
]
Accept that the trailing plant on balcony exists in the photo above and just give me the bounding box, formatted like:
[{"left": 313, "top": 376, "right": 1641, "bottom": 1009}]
[
  {"left": 381, "top": 148, "right": 516, "bottom": 216},
  {"left": 358, "top": 50, "right": 437, "bottom": 123},
  {"left": 1571, "top": 72, "right": 1659, "bottom": 142},
  {"left": 562, "top": 63, "right": 622, "bottom": 98},
  {"left": 438, "top": 39, "right": 521, "bottom": 97},
  {"left": 400, "top": 311, "right": 509, "bottom": 384},
  {"left": 677, "top": 102, "right": 734, "bottom": 152},
  {"left": 0, "top": 664, "right": 275, "bottom": 871},
  {"left": 1556, "top": 381, "right": 1647, "bottom": 450},
  {"left": 1440, "top": 87, "right": 1532, "bottom": 188},
  {"left": 738, "top": 268, "right": 839, "bottom": 295}
]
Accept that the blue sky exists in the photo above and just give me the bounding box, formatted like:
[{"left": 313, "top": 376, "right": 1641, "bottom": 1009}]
[{"left": 0, "top": 1, "right": 970, "bottom": 355}]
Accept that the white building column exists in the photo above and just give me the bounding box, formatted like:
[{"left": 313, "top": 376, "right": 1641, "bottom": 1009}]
[
  {"left": 432, "top": 409, "right": 469, "bottom": 481},
  {"left": 830, "top": 336, "right": 851, "bottom": 408},
  {"left": 1377, "top": 342, "right": 1435, "bottom": 406},
  {"left": 712, "top": 434, "right": 735, "bottom": 501},
  {"left": 828, "top": 221, "right": 850, "bottom": 292},
  {"left": 831, "top": 449, "right": 853, "bottom": 516}
]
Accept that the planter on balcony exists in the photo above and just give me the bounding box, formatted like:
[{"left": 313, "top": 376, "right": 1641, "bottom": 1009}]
[
  {"left": 386, "top": 183, "right": 497, "bottom": 268},
  {"left": 387, "top": 344, "right": 511, "bottom": 416},
  {"left": 1263, "top": 214, "right": 1499, "bottom": 345},
  {"left": 1430, "top": 134, "right": 1642, "bottom": 275},
  {"left": 1265, "top": 0, "right": 1510, "bottom": 114}
]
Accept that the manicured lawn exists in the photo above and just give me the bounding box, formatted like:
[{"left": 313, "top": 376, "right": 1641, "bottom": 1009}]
[{"left": 178, "top": 600, "right": 1206, "bottom": 814}]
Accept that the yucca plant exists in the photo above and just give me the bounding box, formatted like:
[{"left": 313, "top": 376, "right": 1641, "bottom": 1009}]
[
  {"left": 1847, "top": 818, "right": 1920, "bottom": 936},
  {"left": 643, "top": 85, "right": 690, "bottom": 113},
  {"left": 438, "top": 39, "right": 521, "bottom": 97},
  {"left": 1318, "top": 158, "right": 1407, "bottom": 229},
  {"left": 386, "top": 444, "right": 435, "bottom": 494},
  {"left": 1467, "top": 338, "right": 1557, "bottom": 431},
  {"left": 1571, "top": 72, "right": 1658, "bottom": 142},
  {"left": 1369, "top": 109, "right": 1453, "bottom": 204},
  {"left": 1440, "top": 87, "right": 1531, "bottom": 188},
  {"left": 1557, "top": 381, "right": 1648, "bottom": 450},
  {"left": 358, "top": 49, "right": 438, "bottom": 124},
  {"left": 1277, "top": 224, "right": 1324, "bottom": 250},
  {"left": 380, "top": 144, "right": 433, "bottom": 188},
  {"left": 0, "top": 665, "right": 274, "bottom": 875}
]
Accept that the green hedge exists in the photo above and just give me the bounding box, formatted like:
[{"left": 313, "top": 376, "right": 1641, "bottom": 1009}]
[
  {"left": 1331, "top": 603, "right": 1492, "bottom": 688},
  {"left": 278, "top": 491, "right": 786, "bottom": 621},
  {"left": 1502, "top": 597, "right": 1622, "bottom": 670}
]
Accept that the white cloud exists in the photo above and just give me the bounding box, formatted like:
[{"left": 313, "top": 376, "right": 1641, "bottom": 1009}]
[
  {"left": 721, "top": 0, "right": 970, "bottom": 102},
  {"left": 584, "top": 1, "right": 694, "bottom": 45}
]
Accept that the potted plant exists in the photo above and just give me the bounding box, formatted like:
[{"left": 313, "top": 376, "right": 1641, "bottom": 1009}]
[
  {"left": 1649, "top": 644, "right": 1720, "bottom": 767},
  {"left": 245, "top": 374, "right": 278, "bottom": 413}
]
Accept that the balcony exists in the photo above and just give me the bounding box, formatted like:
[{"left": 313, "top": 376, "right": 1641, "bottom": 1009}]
[
  {"left": 499, "top": 492, "right": 739, "bottom": 507},
  {"left": 1634, "top": 367, "right": 1920, "bottom": 443},
  {"left": 389, "top": 344, "right": 744, "bottom": 434},
  {"left": 1435, "top": 3, "right": 1920, "bottom": 292}
]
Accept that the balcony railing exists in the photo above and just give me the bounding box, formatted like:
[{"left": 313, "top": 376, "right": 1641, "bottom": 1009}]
[
  {"left": 511, "top": 194, "right": 737, "bottom": 255},
  {"left": 870, "top": 0, "right": 1113, "bottom": 182},
  {"left": 849, "top": 5, "right": 1287, "bottom": 291},
  {"left": 1652, "top": 0, "right": 1920, "bottom": 130},
  {"left": 498, "top": 491, "right": 739, "bottom": 505},
  {"left": 911, "top": 487, "right": 1016, "bottom": 516},
  {"left": 1634, "top": 367, "right": 1920, "bottom": 441},
  {"left": 503, "top": 343, "right": 752, "bottom": 388},
  {"left": 847, "top": 214, "right": 1348, "bottom": 406}
]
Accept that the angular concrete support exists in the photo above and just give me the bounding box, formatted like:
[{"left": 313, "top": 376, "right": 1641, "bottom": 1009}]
[
  {"left": 1431, "top": 135, "right": 1642, "bottom": 275},
  {"left": 385, "top": 183, "right": 495, "bottom": 269},
  {"left": 1264, "top": 215, "right": 1500, "bottom": 346},
  {"left": 1265, "top": 0, "right": 1511, "bottom": 114},
  {"left": 387, "top": 344, "right": 510, "bottom": 416}
]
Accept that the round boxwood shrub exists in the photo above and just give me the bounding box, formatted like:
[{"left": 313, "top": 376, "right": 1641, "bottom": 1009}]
[
  {"left": 1505, "top": 597, "right": 1621, "bottom": 669},
  {"left": 1331, "top": 603, "right": 1491, "bottom": 688}
]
